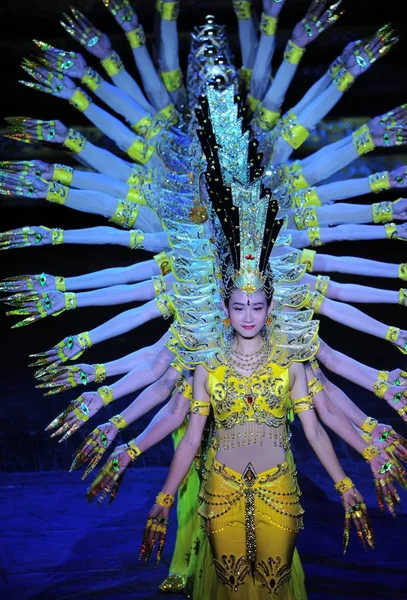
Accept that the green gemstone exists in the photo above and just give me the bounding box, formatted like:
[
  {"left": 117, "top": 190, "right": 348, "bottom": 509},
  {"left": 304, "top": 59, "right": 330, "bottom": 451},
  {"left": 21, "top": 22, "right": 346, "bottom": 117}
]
[
  {"left": 100, "top": 433, "right": 108, "bottom": 447},
  {"left": 67, "top": 335, "right": 74, "bottom": 349},
  {"left": 394, "top": 378, "right": 401, "bottom": 386},
  {"left": 379, "top": 431, "right": 389, "bottom": 442},
  {"left": 61, "top": 60, "right": 74, "bottom": 69},
  {"left": 39, "top": 272, "right": 47, "bottom": 287},
  {"left": 112, "top": 458, "right": 120, "bottom": 473},
  {"left": 44, "top": 296, "right": 52, "bottom": 310},
  {"left": 35, "top": 233, "right": 43, "bottom": 244},
  {"left": 80, "top": 370, "right": 88, "bottom": 385},
  {"left": 393, "top": 393, "right": 402, "bottom": 403},
  {"left": 80, "top": 402, "right": 89, "bottom": 416}
]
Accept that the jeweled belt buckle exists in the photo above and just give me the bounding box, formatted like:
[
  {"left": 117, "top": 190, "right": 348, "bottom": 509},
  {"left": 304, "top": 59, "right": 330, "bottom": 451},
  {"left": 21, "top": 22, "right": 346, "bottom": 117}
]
[{"left": 242, "top": 462, "right": 258, "bottom": 487}]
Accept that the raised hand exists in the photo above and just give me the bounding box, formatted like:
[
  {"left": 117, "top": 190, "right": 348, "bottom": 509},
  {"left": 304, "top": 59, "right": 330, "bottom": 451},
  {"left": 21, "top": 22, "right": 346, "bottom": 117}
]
[
  {"left": 0, "top": 160, "right": 55, "bottom": 181},
  {"left": 263, "top": 0, "right": 287, "bottom": 18},
  {"left": 0, "top": 226, "right": 56, "bottom": 252},
  {"left": 20, "top": 60, "right": 77, "bottom": 101},
  {"left": 372, "top": 423, "right": 407, "bottom": 464},
  {"left": 31, "top": 41, "right": 88, "bottom": 79},
  {"left": 0, "top": 273, "right": 57, "bottom": 294},
  {"left": 1, "top": 290, "right": 68, "bottom": 328},
  {"left": 341, "top": 487, "right": 374, "bottom": 553},
  {"left": 292, "top": 0, "right": 344, "bottom": 49},
  {"left": 0, "top": 172, "right": 48, "bottom": 200},
  {"left": 4, "top": 118, "right": 68, "bottom": 146},
  {"left": 28, "top": 332, "right": 93, "bottom": 368},
  {"left": 389, "top": 167, "right": 407, "bottom": 189},
  {"left": 139, "top": 492, "right": 174, "bottom": 564},
  {"left": 344, "top": 24, "right": 399, "bottom": 79},
  {"left": 368, "top": 104, "right": 407, "bottom": 148},
  {"left": 60, "top": 7, "right": 112, "bottom": 60},
  {"left": 102, "top": 0, "right": 139, "bottom": 33},
  {"left": 34, "top": 362, "right": 104, "bottom": 396},
  {"left": 368, "top": 452, "right": 404, "bottom": 515},
  {"left": 45, "top": 391, "right": 105, "bottom": 442},
  {"left": 70, "top": 421, "right": 120, "bottom": 478}
]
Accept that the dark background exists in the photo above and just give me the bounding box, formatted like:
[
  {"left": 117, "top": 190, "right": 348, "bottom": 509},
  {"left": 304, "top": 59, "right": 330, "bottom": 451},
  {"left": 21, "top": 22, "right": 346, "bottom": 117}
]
[{"left": 0, "top": 0, "right": 406, "bottom": 474}]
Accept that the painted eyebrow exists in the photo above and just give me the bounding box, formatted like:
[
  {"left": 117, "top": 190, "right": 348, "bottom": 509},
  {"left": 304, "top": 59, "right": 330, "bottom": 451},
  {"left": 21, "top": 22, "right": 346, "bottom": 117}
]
[{"left": 231, "top": 301, "right": 265, "bottom": 306}]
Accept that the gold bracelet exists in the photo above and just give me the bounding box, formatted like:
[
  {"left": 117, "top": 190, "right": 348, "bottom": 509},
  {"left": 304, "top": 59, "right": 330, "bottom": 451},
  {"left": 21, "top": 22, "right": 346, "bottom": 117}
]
[
  {"left": 309, "top": 291, "right": 324, "bottom": 313},
  {"left": 377, "top": 370, "right": 389, "bottom": 381},
  {"left": 152, "top": 274, "right": 167, "bottom": 296},
  {"left": 98, "top": 385, "right": 114, "bottom": 406},
  {"left": 294, "top": 206, "right": 319, "bottom": 230},
  {"left": 52, "top": 164, "right": 73, "bottom": 186},
  {"left": 287, "top": 161, "right": 309, "bottom": 191},
  {"left": 293, "top": 394, "right": 314, "bottom": 414},
  {"left": 52, "top": 229, "right": 64, "bottom": 245},
  {"left": 399, "top": 288, "right": 407, "bottom": 307},
  {"left": 126, "top": 186, "right": 147, "bottom": 205},
  {"left": 69, "top": 89, "right": 92, "bottom": 113},
  {"left": 260, "top": 13, "right": 277, "bottom": 35},
  {"left": 55, "top": 276, "right": 66, "bottom": 292},
  {"left": 109, "top": 199, "right": 140, "bottom": 229},
  {"left": 101, "top": 50, "right": 124, "bottom": 76},
  {"left": 384, "top": 222, "right": 396, "bottom": 239},
  {"left": 291, "top": 188, "right": 320, "bottom": 208},
  {"left": 126, "top": 25, "right": 146, "bottom": 49},
  {"left": 160, "top": 67, "right": 183, "bottom": 92},
  {"left": 315, "top": 275, "right": 330, "bottom": 296},
  {"left": 109, "top": 414, "right": 128, "bottom": 431},
  {"left": 399, "top": 264, "right": 407, "bottom": 281},
  {"left": 238, "top": 66, "right": 252, "bottom": 88},
  {"left": 386, "top": 325, "right": 399, "bottom": 343},
  {"left": 63, "top": 129, "right": 87, "bottom": 154},
  {"left": 334, "top": 476, "right": 354, "bottom": 495},
  {"left": 161, "top": 1, "right": 179, "bottom": 20},
  {"left": 352, "top": 125, "right": 375, "bottom": 156},
  {"left": 284, "top": 40, "right": 305, "bottom": 65},
  {"left": 247, "top": 94, "right": 260, "bottom": 114},
  {"left": 77, "top": 331, "right": 93, "bottom": 350},
  {"left": 372, "top": 379, "right": 389, "bottom": 399},
  {"left": 127, "top": 440, "right": 142, "bottom": 461},
  {"left": 307, "top": 376, "right": 324, "bottom": 396},
  {"left": 369, "top": 171, "right": 391, "bottom": 194},
  {"left": 189, "top": 399, "right": 211, "bottom": 415},
  {"left": 126, "top": 138, "right": 155, "bottom": 164},
  {"left": 46, "top": 182, "right": 68, "bottom": 205},
  {"left": 81, "top": 67, "right": 102, "bottom": 92},
  {"left": 64, "top": 292, "right": 77, "bottom": 310},
  {"left": 156, "top": 293, "right": 174, "bottom": 319},
  {"left": 372, "top": 201, "right": 393, "bottom": 223},
  {"left": 156, "top": 492, "right": 175, "bottom": 507},
  {"left": 254, "top": 104, "right": 280, "bottom": 131},
  {"left": 332, "top": 66, "right": 355, "bottom": 92},
  {"left": 300, "top": 248, "right": 316, "bottom": 272},
  {"left": 308, "top": 227, "right": 323, "bottom": 248},
  {"left": 131, "top": 115, "right": 164, "bottom": 141},
  {"left": 154, "top": 251, "right": 172, "bottom": 275},
  {"left": 155, "top": 103, "right": 179, "bottom": 127},
  {"left": 175, "top": 375, "right": 193, "bottom": 400},
  {"left": 170, "top": 358, "right": 183, "bottom": 373},
  {"left": 127, "top": 167, "right": 153, "bottom": 186},
  {"left": 361, "top": 444, "right": 380, "bottom": 461},
  {"left": 360, "top": 416, "right": 378, "bottom": 434},
  {"left": 280, "top": 111, "right": 309, "bottom": 150},
  {"left": 94, "top": 364, "right": 107, "bottom": 383},
  {"left": 129, "top": 230, "right": 145, "bottom": 250},
  {"left": 232, "top": 0, "right": 251, "bottom": 19}
]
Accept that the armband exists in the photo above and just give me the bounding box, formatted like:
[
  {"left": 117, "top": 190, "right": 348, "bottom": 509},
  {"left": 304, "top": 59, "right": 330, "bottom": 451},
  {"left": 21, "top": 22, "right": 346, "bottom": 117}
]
[
  {"left": 52, "top": 164, "right": 73, "bottom": 186},
  {"left": 189, "top": 399, "right": 211, "bottom": 416},
  {"left": 294, "top": 206, "right": 319, "bottom": 230},
  {"left": 156, "top": 293, "right": 174, "bottom": 319},
  {"left": 309, "top": 291, "right": 324, "bottom": 313},
  {"left": 152, "top": 274, "right": 167, "bottom": 296},
  {"left": 127, "top": 167, "right": 153, "bottom": 186},
  {"left": 129, "top": 230, "right": 145, "bottom": 250},
  {"left": 287, "top": 162, "right": 309, "bottom": 191},
  {"left": 352, "top": 125, "right": 375, "bottom": 156},
  {"left": 247, "top": 94, "right": 260, "bottom": 114},
  {"left": 260, "top": 14, "right": 277, "bottom": 35},
  {"left": 64, "top": 292, "right": 77, "bottom": 311},
  {"left": 94, "top": 364, "right": 107, "bottom": 383},
  {"left": 69, "top": 89, "right": 92, "bottom": 113},
  {"left": 361, "top": 444, "right": 380, "bottom": 462},
  {"left": 385, "top": 325, "right": 399, "bottom": 343},
  {"left": 126, "top": 186, "right": 147, "bottom": 205},
  {"left": 109, "top": 199, "right": 140, "bottom": 229},
  {"left": 126, "top": 25, "right": 146, "bottom": 49},
  {"left": 156, "top": 103, "right": 179, "bottom": 127},
  {"left": 332, "top": 66, "right": 355, "bottom": 92},
  {"left": 81, "top": 67, "right": 102, "bottom": 92},
  {"left": 307, "top": 227, "right": 323, "bottom": 248},
  {"left": 156, "top": 492, "right": 175, "bottom": 508},
  {"left": 161, "top": 1, "right": 179, "bottom": 20},
  {"left": 307, "top": 376, "right": 324, "bottom": 396},
  {"left": 300, "top": 248, "right": 316, "bottom": 272},
  {"left": 170, "top": 357, "right": 183, "bottom": 373},
  {"left": 372, "top": 200, "right": 393, "bottom": 223},
  {"left": 77, "top": 331, "right": 93, "bottom": 350},
  {"left": 55, "top": 276, "right": 66, "bottom": 292},
  {"left": 360, "top": 416, "right": 378, "bottom": 434},
  {"left": 372, "top": 378, "right": 389, "bottom": 399},
  {"left": 52, "top": 229, "right": 64, "bottom": 245},
  {"left": 399, "top": 288, "right": 407, "bottom": 307},
  {"left": 310, "top": 358, "right": 319, "bottom": 371},
  {"left": 232, "top": 0, "right": 252, "bottom": 19},
  {"left": 238, "top": 66, "right": 252, "bottom": 88},
  {"left": 334, "top": 476, "right": 354, "bottom": 495},
  {"left": 315, "top": 275, "right": 330, "bottom": 296},
  {"left": 399, "top": 264, "right": 407, "bottom": 281},
  {"left": 175, "top": 375, "right": 193, "bottom": 400},
  {"left": 254, "top": 104, "right": 280, "bottom": 131},
  {"left": 126, "top": 440, "right": 142, "bottom": 461},
  {"left": 284, "top": 40, "right": 305, "bottom": 65},
  {"left": 291, "top": 187, "right": 321, "bottom": 208},
  {"left": 154, "top": 251, "right": 172, "bottom": 275},
  {"left": 292, "top": 394, "right": 314, "bottom": 414},
  {"left": 377, "top": 370, "right": 389, "bottom": 381},
  {"left": 384, "top": 222, "right": 396, "bottom": 239},
  {"left": 98, "top": 385, "right": 114, "bottom": 406},
  {"left": 369, "top": 171, "right": 391, "bottom": 194},
  {"left": 280, "top": 111, "right": 309, "bottom": 150},
  {"left": 63, "top": 129, "right": 87, "bottom": 154},
  {"left": 160, "top": 68, "right": 183, "bottom": 92},
  {"left": 46, "top": 181, "right": 68, "bottom": 205},
  {"left": 109, "top": 414, "right": 128, "bottom": 431},
  {"left": 126, "top": 138, "right": 155, "bottom": 164},
  {"left": 101, "top": 50, "right": 124, "bottom": 76}
]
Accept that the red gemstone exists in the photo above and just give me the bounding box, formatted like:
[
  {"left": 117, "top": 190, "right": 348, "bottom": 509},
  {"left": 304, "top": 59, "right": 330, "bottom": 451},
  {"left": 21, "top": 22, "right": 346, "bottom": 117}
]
[
  {"left": 246, "top": 396, "right": 253, "bottom": 405},
  {"left": 245, "top": 254, "right": 255, "bottom": 260}
]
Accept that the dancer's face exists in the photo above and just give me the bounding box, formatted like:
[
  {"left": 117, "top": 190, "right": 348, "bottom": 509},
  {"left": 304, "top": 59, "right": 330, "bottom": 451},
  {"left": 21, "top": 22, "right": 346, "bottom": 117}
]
[{"left": 226, "top": 289, "right": 269, "bottom": 339}]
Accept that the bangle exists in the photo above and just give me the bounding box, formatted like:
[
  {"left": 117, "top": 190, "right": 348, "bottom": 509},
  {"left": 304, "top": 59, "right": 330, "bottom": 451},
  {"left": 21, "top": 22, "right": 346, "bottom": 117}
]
[
  {"left": 156, "top": 103, "right": 179, "bottom": 127},
  {"left": 360, "top": 416, "right": 378, "bottom": 434},
  {"left": 126, "top": 138, "right": 155, "bottom": 164},
  {"left": 280, "top": 111, "right": 309, "bottom": 150},
  {"left": 161, "top": 1, "right": 179, "bottom": 20},
  {"left": 94, "top": 363, "right": 107, "bottom": 383},
  {"left": 152, "top": 274, "right": 167, "bottom": 296},
  {"left": 64, "top": 292, "right": 77, "bottom": 311},
  {"left": 156, "top": 293, "right": 174, "bottom": 319},
  {"left": 291, "top": 187, "right": 321, "bottom": 208},
  {"left": 52, "top": 229, "right": 64, "bottom": 245},
  {"left": 292, "top": 395, "right": 314, "bottom": 414},
  {"left": 156, "top": 492, "right": 175, "bottom": 508},
  {"left": 260, "top": 13, "right": 277, "bottom": 36},
  {"left": 77, "top": 331, "right": 93, "bottom": 350},
  {"left": 52, "top": 164, "right": 73, "bottom": 186},
  {"left": 372, "top": 201, "right": 393, "bottom": 223},
  {"left": 309, "top": 291, "right": 324, "bottom": 313},
  {"left": 377, "top": 370, "right": 389, "bottom": 381},
  {"left": 315, "top": 275, "right": 330, "bottom": 296},
  {"left": 126, "top": 186, "right": 147, "bottom": 205},
  {"left": 81, "top": 67, "right": 102, "bottom": 92},
  {"left": 109, "top": 199, "right": 140, "bottom": 229},
  {"left": 127, "top": 167, "right": 153, "bottom": 186},
  {"left": 238, "top": 66, "right": 252, "bottom": 88},
  {"left": 126, "top": 25, "right": 146, "bottom": 49},
  {"left": 233, "top": 0, "right": 251, "bottom": 19},
  {"left": 287, "top": 161, "right": 309, "bottom": 191},
  {"left": 55, "top": 276, "right": 66, "bottom": 292},
  {"left": 369, "top": 171, "right": 391, "bottom": 194},
  {"left": 308, "top": 227, "right": 323, "bottom": 248},
  {"left": 247, "top": 94, "right": 260, "bottom": 114},
  {"left": 98, "top": 385, "right": 114, "bottom": 406},
  {"left": 384, "top": 222, "right": 396, "bottom": 239},
  {"left": 300, "top": 248, "right": 316, "bottom": 272},
  {"left": 63, "top": 129, "right": 87, "bottom": 154},
  {"left": 129, "top": 230, "right": 145, "bottom": 250},
  {"left": 372, "top": 379, "right": 389, "bottom": 399},
  {"left": 361, "top": 444, "right": 380, "bottom": 462},
  {"left": 362, "top": 431, "right": 373, "bottom": 443},
  {"left": 284, "top": 40, "right": 305, "bottom": 65},
  {"left": 189, "top": 399, "right": 211, "bottom": 415},
  {"left": 69, "top": 89, "right": 92, "bottom": 113},
  {"left": 109, "top": 414, "right": 128, "bottom": 431},
  {"left": 399, "top": 288, "right": 407, "bottom": 307},
  {"left": 154, "top": 251, "right": 172, "bottom": 275},
  {"left": 101, "top": 51, "right": 124, "bottom": 76},
  {"left": 352, "top": 126, "right": 375, "bottom": 156},
  {"left": 127, "top": 440, "right": 142, "bottom": 461},
  {"left": 332, "top": 66, "right": 355, "bottom": 92},
  {"left": 386, "top": 325, "right": 399, "bottom": 343},
  {"left": 294, "top": 206, "right": 319, "bottom": 230},
  {"left": 46, "top": 182, "right": 68, "bottom": 205},
  {"left": 160, "top": 68, "right": 183, "bottom": 92},
  {"left": 334, "top": 476, "right": 354, "bottom": 495},
  {"left": 175, "top": 375, "right": 193, "bottom": 400},
  {"left": 131, "top": 115, "right": 164, "bottom": 141},
  {"left": 307, "top": 376, "right": 324, "bottom": 396},
  {"left": 399, "top": 264, "right": 407, "bottom": 281},
  {"left": 170, "top": 358, "right": 183, "bottom": 373},
  {"left": 254, "top": 104, "right": 280, "bottom": 131}
]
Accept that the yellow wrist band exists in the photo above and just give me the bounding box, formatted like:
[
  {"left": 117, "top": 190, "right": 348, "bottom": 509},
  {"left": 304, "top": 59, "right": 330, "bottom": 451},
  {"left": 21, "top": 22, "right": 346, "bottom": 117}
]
[
  {"left": 309, "top": 291, "right": 324, "bottom": 313},
  {"left": 109, "top": 414, "right": 128, "bottom": 431},
  {"left": 127, "top": 440, "right": 142, "bottom": 461},
  {"left": 156, "top": 103, "right": 179, "bottom": 127},
  {"left": 126, "top": 25, "right": 146, "bottom": 49},
  {"left": 69, "top": 89, "right": 92, "bottom": 113},
  {"left": 170, "top": 358, "right": 183, "bottom": 373},
  {"left": 126, "top": 186, "right": 147, "bottom": 205},
  {"left": 46, "top": 182, "right": 68, "bottom": 205},
  {"left": 328, "top": 56, "right": 343, "bottom": 79},
  {"left": 315, "top": 275, "right": 330, "bottom": 296},
  {"left": 92, "top": 364, "right": 106, "bottom": 383},
  {"left": 156, "top": 293, "right": 174, "bottom": 319},
  {"left": 156, "top": 492, "right": 175, "bottom": 507},
  {"left": 154, "top": 251, "right": 171, "bottom": 275},
  {"left": 287, "top": 162, "right": 310, "bottom": 191},
  {"left": 126, "top": 138, "right": 155, "bottom": 164},
  {"left": 238, "top": 66, "right": 252, "bottom": 88},
  {"left": 127, "top": 167, "right": 153, "bottom": 186},
  {"left": 308, "top": 227, "right": 323, "bottom": 248},
  {"left": 293, "top": 395, "right": 314, "bottom": 414},
  {"left": 360, "top": 416, "right": 378, "bottom": 434},
  {"left": 386, "top": 325, "right": 399, "bottom": 342},
  {"left": 109, "top": 199, "right": 140, "bottom": 229},
  {"left": 63, "top": 129, "right": 87, "bottom": 154},
  {"left": 284, "top": 40, "right": 305, "bottom": 65},
  {"left": 291, "top": 187, "right": 321, "bottom": 208},
  {"left": 352, "top": 126, "right": 375, "bottom": 156},
  {"left": 300, "top": 248, "right": 316, "bottom": 272},
  {"left": 81, "top": 67, "right": 102, "bottom": 92},
  {"left": 55, "top": 276, "right": 66, "bottom": 292},
  {"left": 129, "top": 230, "right": 145, "bottom": 250},
  {"left": 101, "top": 51, "right": 124, "bottom": 76},
  {"left": 233, "top": 0, "right": 252, "bottom": 19},
  {"left": 307, "top": 376, "right": 324, "bottom": 396},
  {"left": 332, "top": 66, "right": 355, "bottom": 92},
  {"left": 294, "top": 206, "right": 319, "bottom": 230},
  {"left": 78, "top": 331, "right": 93, "bottom": 350},
  {"left": 377, "top": 370, "right": 389, "bottom": 381},
  {"left": 260, "top": 14, "right": 277, "bottom": 35},
  {"left": 254, "top": 104, "right": 280, "bottom": 130},
  {"left": 372, "top": 201, "right": 393, "bottom": 223},
  {"left": 51, "top": 229, "right": 64, "bottom": 245},
  {"left": 98, "top": 385, "right": 114, "bottom": 406},
  {"left": 52, "top": 164, "right": 73, "bottom": 186},
  {"left": 152, "top": 274, "right": 167, "bottom": 296},
  {"left": 280, "top": 111, "right": 309, "bottom": 150},
  {"left": 399, "top": 288, "right": 407, "bottom": 307},
  {"left": 334, "top": 476, "right": 354, "bottom": 495},
  {"left": 361, "top": 431, "right": 373, "bottom": 443},
  {"left": 369, "top": 171, "right": 391, "bottom": 194},
  {"left": 132, "top": 115, "right": 165, "bottom": 140},
  {"left": 64, "top": 292, "right": 77, "bottom": 310},
  {"left": 361, "top": 444, "right": 380, "bottom": 461},
  {"left": 161, "top": 1, "right": 179, "bottom": 20},
  {"left": 399, "top": 264, "right": 407, "bottom": 281},
  {"left": 175, "top": 375, "right": 193, "bottom": 400},
  {"left": 160, "top": 67, "right": 183, "bottom": 92},
  {"left": 372, "top": 379, "right": 389, "bottom": 399},
  {"left": 189, "top": 399, "right": 211, "bottom": 416},
  {"left": 247, "top": 94, "right": 260, "bottom": 114}
]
